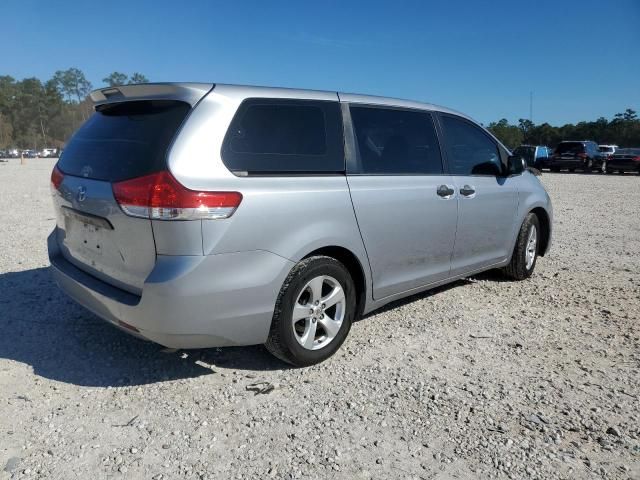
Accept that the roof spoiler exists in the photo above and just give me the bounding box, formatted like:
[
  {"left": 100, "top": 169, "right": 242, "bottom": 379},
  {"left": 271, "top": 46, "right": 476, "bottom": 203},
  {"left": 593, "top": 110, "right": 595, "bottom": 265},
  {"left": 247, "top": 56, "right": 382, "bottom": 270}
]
[{"left": 90, "top": 83, "right": 215, "bottom": 108}]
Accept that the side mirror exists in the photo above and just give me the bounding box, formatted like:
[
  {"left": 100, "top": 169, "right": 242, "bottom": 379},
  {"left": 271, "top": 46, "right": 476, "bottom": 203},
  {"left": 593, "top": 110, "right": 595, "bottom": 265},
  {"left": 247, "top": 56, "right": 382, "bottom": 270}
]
[{"left": 508, "top": 155, "right": 526, "bottom": 175}]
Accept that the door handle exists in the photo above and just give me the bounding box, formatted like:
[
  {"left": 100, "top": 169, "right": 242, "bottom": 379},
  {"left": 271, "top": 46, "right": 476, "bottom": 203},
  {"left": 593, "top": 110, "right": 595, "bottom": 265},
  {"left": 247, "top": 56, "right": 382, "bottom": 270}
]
[
  {"left": 460, "top": 185, "right": 476, "bottom": 197},
  {"left": 436, "top": 184, "right": 455, "bottom": 198}
]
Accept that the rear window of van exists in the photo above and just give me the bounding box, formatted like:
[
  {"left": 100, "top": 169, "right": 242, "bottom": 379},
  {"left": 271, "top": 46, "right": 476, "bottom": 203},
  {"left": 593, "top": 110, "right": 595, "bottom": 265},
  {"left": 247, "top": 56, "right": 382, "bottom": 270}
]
[{"left": 58, "top": 100, "right": 190, "bottom": 181}]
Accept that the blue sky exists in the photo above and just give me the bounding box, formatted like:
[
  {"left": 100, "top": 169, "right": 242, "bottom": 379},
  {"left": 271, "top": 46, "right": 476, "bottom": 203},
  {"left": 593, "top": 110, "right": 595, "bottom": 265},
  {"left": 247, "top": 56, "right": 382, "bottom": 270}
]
[{"left": 2, "top": 0, "right": 638, "bottom": 125}]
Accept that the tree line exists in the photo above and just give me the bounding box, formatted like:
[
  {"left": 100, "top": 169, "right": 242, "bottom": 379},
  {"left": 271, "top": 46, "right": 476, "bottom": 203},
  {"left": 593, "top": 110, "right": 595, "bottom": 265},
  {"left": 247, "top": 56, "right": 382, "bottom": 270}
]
[
  {"left": 0, "top": 68, "right": 148, "bottom": 150},
  {"left": 0, "top": 67, "right": 638, "bottom": 150},
  {"left": 487, "top": 110, "right": 639, "bottom": 149}
]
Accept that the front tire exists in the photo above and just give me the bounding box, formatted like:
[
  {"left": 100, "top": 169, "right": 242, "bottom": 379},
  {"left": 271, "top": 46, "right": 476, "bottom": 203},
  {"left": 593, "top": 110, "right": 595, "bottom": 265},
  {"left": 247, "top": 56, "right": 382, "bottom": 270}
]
[
  {"left": 265, "top": 256, "right": 356, "bottom": 367},
  {"left": 503, "top": 213, "right": 540, "bottom": 280}
]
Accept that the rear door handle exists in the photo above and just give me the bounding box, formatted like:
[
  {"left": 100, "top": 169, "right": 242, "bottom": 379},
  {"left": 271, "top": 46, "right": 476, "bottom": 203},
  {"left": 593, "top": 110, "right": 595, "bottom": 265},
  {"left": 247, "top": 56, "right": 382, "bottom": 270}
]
[
  {"left": 460, "top": 185, "right": 476, "bottom": 197},
  {"left": 436, "top": 184, "right": 455, "bottom": 198}
]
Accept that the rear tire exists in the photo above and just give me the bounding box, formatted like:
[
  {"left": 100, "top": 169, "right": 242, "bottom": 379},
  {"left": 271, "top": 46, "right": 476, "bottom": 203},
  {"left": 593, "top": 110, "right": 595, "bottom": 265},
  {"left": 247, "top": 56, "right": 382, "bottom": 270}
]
[
  {"left": 585, "top": 159, "right": 593, "bottom": 172},
  {"left": 265, "top": 256, "right": 355, "bottom": 367},
  {"left": 503, "top": 213, "right": 540, "bottom": 281}
]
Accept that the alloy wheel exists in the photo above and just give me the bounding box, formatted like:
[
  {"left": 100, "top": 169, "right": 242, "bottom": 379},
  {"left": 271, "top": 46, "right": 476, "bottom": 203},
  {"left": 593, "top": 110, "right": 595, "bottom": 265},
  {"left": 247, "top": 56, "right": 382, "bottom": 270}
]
[
  {"left": 292, "top": 275, "right": 346, "bottom": 350},
  {"left": 525, "top": 225, "right": 537, "bottom": 270}
]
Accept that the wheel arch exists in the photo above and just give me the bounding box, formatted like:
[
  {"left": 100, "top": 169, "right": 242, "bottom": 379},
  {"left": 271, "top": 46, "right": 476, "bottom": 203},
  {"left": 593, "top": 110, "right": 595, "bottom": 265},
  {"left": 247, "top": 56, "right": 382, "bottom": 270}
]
[
  {"left": 530, "top": 207, "right": 551, "bottom": 256},
  {"left": 302, "top": 246, "right": 368, "bottom": 320}
]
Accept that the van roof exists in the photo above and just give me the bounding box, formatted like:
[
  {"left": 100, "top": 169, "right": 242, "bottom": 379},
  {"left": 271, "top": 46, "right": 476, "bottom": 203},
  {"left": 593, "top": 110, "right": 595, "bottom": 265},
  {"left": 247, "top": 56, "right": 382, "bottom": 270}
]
[{"left": 90, "top": 82, "right": 474, "bottom": 122}]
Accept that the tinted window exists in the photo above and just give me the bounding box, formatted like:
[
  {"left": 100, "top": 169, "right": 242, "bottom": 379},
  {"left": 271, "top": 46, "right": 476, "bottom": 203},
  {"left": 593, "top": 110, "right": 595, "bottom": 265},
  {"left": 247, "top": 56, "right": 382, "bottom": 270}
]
[
  {"left": 222, "top": 99, "right": 343, "bottom": 174},
  {"left": 513, "top": 146, "right": 535, "bottom": 164},
  {"left": 440, "top": 115, "right": 502, "bottom": 176},
  {"left": 59, "top": 101, "right": 190, "bottom": 181},
  {"left": 556, "top": 142, "right": 585, "bottom": 154},
  {"left": 599, "top": 146, "right": 614, "bottom": 153},
  {"left": 349, "top": 106, "right": 443, "bottom": 174},
  {"left": 617, "top": 148, "right": 640, "bottom": 155}
]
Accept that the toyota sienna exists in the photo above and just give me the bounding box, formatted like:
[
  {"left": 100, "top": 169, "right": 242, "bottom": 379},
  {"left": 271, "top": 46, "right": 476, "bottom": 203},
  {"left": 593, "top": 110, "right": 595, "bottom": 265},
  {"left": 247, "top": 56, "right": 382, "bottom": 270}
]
[{"left": 48, "top": 83, "right": 553, "bottom": 366}]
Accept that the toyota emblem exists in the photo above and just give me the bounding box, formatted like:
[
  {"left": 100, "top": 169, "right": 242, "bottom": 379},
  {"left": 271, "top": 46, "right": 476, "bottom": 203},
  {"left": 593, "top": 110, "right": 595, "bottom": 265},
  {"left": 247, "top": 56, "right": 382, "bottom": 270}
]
[{"left": 77, "top": 186, "right": 87, "bottom": 202}]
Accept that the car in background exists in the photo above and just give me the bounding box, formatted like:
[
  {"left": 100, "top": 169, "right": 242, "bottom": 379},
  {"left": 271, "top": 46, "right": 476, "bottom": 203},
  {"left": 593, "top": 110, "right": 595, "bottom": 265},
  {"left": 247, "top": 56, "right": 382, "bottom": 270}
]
[
  {"left": 605, "top": 148, "right": 640, "bottom": 174},
  {"left": 0, "top": 150, "right": 7, "bottom": 162},
  {"left": 512, "top": 145, "right": 552, "bottom": 170},
  {"left": 22, "top": 149, "right": 38, "bottom": 158},
  {"left": 547, "top": 141, "right": 600, "bottom": 172},
  {"left": 598, "top": 145, "right": 618, "bottom": 172},
  {"left": 7, "top": 148, "right": 20, "bottom": 158},
  {"left": 40, "top": 148, "right": 59, "bottom": 158}
]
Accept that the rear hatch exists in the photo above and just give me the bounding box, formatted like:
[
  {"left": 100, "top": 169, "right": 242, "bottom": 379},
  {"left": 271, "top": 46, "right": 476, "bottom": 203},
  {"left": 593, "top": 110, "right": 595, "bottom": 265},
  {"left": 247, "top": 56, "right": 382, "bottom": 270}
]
[
  {"left": 52, "top": 88, "right": 209, "bottom": 294},
  {"left": 555, "top": 142, "right": 585, "bottom": 160}
]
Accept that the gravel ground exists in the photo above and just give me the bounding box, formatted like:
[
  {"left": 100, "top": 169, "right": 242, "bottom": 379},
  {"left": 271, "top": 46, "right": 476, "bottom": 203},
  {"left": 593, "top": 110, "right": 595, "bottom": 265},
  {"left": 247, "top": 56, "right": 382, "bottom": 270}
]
[{"left": 1, "top": 158, "right": 638, "bottom": 480}]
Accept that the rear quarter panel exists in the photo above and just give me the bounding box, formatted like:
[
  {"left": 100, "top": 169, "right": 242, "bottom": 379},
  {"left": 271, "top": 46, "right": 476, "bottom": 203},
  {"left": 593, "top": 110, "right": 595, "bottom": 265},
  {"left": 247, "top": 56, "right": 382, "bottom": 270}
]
[
  {"left": 165, "top": 85, "right": 374, "bottom": 300},
  {"left": 513, "top": 171, "right": 553, "bottom": 255}
]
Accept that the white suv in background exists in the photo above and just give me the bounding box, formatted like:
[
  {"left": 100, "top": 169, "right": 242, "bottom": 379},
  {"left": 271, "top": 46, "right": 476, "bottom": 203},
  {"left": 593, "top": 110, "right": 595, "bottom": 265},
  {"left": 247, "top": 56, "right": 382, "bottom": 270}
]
[
  {"left": 40, "top": 148, "right": 58, "bottom": 158},
  {"left": 598, "top": 145, "right": 618, "bottom": 172}
]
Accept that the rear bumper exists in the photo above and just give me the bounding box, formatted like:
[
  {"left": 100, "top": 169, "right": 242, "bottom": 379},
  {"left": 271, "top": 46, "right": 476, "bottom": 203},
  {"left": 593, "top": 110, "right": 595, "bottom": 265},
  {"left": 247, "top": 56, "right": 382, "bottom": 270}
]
[
  {"left": 607, "top": 160, "right": 640, "bottom": 172},
  {"left": 547, "top": 159, "right": 587, "bottom": 169},
  {"left": 48, "top": 230, "right": 294, "bottom": 348}
]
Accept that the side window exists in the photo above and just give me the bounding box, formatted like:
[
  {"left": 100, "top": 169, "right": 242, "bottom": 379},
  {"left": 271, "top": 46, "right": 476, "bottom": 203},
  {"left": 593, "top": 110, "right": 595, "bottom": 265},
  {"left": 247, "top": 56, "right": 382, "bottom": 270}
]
[
  {"left": 349, "top": 106, "right": 443, "bottom": 174},
  {"left": 221, "top": 99, "right": 343, "bottom": 174},
  {"left": 440, "top": 115, "right": 503, "bottom": 176}
]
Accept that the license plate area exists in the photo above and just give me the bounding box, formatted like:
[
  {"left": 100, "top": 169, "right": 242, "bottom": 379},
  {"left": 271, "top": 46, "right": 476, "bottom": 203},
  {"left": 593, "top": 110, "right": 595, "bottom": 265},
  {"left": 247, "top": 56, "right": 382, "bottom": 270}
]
[
  {"left": 61, "top": 207, "right": 114, "bottom": 261},
  {"left": 61, "top": 206, "right": 113, "bottom": 230}
]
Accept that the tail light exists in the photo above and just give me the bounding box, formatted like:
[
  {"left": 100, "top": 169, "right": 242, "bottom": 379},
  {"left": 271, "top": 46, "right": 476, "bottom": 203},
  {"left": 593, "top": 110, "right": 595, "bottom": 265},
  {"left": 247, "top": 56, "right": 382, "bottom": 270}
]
[
  {"left": 577, "top": 153, "right": 587, "bottom": 159},
  {"left": 51, "top": 165, "right": 64, "bottom": 191},
  {"left": 633, "top": 156, "right": 640, "bottom": 162},
  {"left": 112, "top": 170, "right": 242, "bottom": 220}
]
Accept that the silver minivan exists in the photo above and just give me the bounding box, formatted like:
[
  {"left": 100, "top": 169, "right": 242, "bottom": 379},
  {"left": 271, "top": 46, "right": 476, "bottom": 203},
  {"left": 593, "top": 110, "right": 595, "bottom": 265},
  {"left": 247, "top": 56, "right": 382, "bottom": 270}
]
[{"left": 48, "top": 83, "right": 553, "bottom": 366}]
